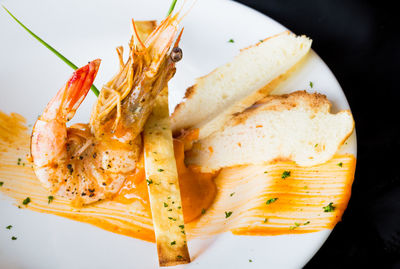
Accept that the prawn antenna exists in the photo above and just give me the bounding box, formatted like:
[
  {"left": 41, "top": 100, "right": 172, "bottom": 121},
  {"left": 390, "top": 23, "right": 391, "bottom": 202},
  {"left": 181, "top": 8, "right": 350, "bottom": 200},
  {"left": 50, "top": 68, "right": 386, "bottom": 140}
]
[{"left": 131, "top": 18, "right": 146, "bottom": 50}]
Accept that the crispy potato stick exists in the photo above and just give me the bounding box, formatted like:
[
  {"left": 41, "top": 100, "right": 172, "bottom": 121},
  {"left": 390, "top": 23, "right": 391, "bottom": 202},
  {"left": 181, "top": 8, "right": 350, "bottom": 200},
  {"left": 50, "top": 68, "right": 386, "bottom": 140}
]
[
  {"left": 135, "top": 20, "right": 189, "bottom": 266},
  {"left": 144, "top": 90, "right": 190, "bottom": 266},
  {"left": 133, "top": 20, "right": 189, "bottom": 266}
]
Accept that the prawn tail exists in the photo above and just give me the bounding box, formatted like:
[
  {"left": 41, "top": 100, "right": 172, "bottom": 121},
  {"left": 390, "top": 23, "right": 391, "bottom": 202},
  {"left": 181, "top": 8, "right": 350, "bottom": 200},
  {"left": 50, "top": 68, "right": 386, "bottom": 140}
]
[{"left": 43, "top": 59, "right": 101, "bottom": 122}]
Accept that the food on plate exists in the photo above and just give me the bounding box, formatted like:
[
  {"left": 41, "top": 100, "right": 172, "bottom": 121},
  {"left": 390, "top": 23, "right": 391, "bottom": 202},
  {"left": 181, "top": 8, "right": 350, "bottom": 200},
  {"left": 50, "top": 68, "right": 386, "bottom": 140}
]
[
  {"left": 0, "top": 117, "right": 355, "bottom": 240},
  {"left": 171, "top": 31, "right": 312, "bottom": 140},
  {"left": 185, "top": 91, "right": 354, "bottom": 172},
  {"left": 30, "top": 14, "right": 182, "bottom": 207},
  {"left": 0, "top": 3, "right": 357, "bottom": 267}
]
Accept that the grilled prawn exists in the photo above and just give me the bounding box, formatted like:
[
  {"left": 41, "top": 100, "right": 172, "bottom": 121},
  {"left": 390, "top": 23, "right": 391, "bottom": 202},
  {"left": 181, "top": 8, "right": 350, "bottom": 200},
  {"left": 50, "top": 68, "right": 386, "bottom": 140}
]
[{"left": 31, "top": 14, "right": 183, "bottom": 206}]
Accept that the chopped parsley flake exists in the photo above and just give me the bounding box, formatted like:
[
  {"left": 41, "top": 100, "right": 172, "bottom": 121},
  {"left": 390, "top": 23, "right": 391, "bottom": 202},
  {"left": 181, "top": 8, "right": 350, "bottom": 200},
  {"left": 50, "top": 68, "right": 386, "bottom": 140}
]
[
  {"left": 225, "top": 211, "right": 233, "bottom": 218},
  {"left": 337, "top": 162, "right": 343, "bottom": 167},
  {"left": 48, "top": 196, "right": 54, "bottom": 204},
  {"left": 179, "top": 225, "right": 184, "bottom": 229},
  {"left": 22, "top": 197, "right": 31, "bottom": 205},
  {"left": 249, "top": 259, "right": 253, "bottom": 262},
  {"left": 266, "top": 198, "right": 278, "bottom": 205},
  {"left": 11, "top": 236, "right": 17, "bottom": 240},
  {"left": 263, "top": 218, "right": 268, "bottom": 223},
  {"left": 6, "top": 225, "right": 12, "bottom": 230},
  {"left": 164, "top": 202, "right": 168, "bottom": 207},
  {"left": 0, "top": 182, "right": 3, "bottom": 186},
  {"left": 170, "top": 241, "right": 176, "bottom": 245},
  {"left": 201, "top": 208, "right": 206, "bottom": 214},
  {"left": 168, "top": 217, "right": 177, "bottom": 221},
  {"left": 315, "top": 143, "right": 318, "bottom": 147},
  {"left": 323, "top": 202, "right": 335, "bottom": 212},
  {"left": 157, "top": 168, "right": 164, "bottom": 172},
  {"left": 228, "top": 38, "right": 235, "bottom": 43},
  {"left": 304, "top": 221, "right": 310, "bottom": 225},
  {"left": 289, "top": 222, "right": 301, "bottom": 230},
  {"left": 281, "top": 171, "right": 291, "bottom": 179},
  {"left": 310, "top": 81, "right": 314, "bottom": 88},
  {"left": 264, "top": 171, "right": 268, "bottom": 174},
  {"left": 177, "top": 255, "right": 183, "bottom": 259},
  {"left": 230, "top": 192, "right": 235, "bottom": 197},
  {"left": 146, "top": 179, "right": 153, "bottom": 185}
]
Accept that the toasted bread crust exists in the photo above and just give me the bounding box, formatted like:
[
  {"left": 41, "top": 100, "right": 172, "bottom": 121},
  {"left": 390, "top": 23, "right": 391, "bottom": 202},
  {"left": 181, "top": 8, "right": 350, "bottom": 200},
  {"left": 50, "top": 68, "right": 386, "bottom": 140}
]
[
  {"left": 171, "top": 32, "right": 312, "bottom": 138},
  {"left": 186, "top": 91, "right": 355, "bottom": 172},
  {"left": 232, "top": 90, "right": 331, "bottom": 126}
]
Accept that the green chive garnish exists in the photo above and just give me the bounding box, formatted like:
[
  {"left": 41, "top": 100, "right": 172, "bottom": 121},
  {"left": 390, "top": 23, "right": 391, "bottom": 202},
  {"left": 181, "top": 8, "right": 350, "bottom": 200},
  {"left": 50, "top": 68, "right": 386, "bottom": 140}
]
[
  {"left": 167, "top": 0, "right": 178, "bottom": 16},
  {"left": 2, "top": 5, "right": 100, "bottom": 96}
]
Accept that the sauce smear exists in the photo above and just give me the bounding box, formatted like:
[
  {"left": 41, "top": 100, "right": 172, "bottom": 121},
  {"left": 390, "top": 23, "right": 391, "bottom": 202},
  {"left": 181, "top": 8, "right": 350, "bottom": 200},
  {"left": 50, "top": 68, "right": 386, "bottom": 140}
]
[{"left": 0, "top": 111, "right": 355, "bottom": 242}]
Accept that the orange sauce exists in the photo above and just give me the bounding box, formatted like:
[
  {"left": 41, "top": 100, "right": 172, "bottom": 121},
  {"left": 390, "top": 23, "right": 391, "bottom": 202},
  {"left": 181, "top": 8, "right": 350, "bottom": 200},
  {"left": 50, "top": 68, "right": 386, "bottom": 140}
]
[
  {"left": 112, "top": 154, "right": 149, "bottom": 206},
  {"left": 174, "top": 139, "right": 217, "bottom": 222},
  {"left": 187, "top": 155, "right": 356, "bottom": 238},
  {"left": 176, "top": 128, "right": 199, "bottom": 151},
  {"left": 111, "top": 139, "right": 217, "bottom": 224}
]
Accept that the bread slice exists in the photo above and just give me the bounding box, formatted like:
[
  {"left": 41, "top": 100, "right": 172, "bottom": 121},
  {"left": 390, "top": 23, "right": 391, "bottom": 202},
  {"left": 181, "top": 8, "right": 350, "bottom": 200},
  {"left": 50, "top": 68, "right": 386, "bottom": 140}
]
[
  {"left": 185, "top": 91, "right": 354, "bottom": 172},
  {"left": 171, "top": 31, "right": 312, "bottom": 140}
]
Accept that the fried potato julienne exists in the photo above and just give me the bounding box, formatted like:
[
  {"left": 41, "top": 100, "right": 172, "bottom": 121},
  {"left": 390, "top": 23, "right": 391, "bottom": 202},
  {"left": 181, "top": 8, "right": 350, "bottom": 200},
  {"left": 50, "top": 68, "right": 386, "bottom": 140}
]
[
  {"left": 134, "top": 19, "right": 189, "bottom": 266},
  {"left": 144, "top": 90, "right": 190, "bottom": 266}
]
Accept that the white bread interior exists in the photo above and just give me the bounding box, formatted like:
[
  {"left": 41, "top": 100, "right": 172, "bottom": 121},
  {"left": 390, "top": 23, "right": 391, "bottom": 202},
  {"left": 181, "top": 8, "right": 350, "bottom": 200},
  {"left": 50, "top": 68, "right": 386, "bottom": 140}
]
[
  {"left": 171, "top": 31, "right": 312, "bottom": 139},
  {"left": 185, "top": 91, "right": 354, "bottom": 173}
]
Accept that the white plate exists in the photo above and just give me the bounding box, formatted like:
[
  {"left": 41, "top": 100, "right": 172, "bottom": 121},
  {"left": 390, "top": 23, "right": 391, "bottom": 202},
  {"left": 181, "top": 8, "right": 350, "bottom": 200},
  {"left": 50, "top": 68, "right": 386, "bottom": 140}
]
[{"left": 0, "top": 0, "right": 356, "bottom": 268}]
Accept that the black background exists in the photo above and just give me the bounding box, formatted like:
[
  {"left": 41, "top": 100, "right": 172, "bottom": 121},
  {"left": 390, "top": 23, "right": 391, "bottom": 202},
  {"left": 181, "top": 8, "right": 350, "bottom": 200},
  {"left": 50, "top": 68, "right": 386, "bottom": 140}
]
[{"left": 234, "top": 0, "right": 400, "bottom": 268}]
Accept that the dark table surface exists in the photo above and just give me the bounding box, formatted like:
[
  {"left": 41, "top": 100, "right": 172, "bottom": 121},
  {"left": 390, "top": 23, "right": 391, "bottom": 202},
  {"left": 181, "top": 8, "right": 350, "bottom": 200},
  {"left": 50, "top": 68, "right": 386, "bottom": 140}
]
[{"left": 234, "top": 0, "right": 400, "bottom": 268}]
